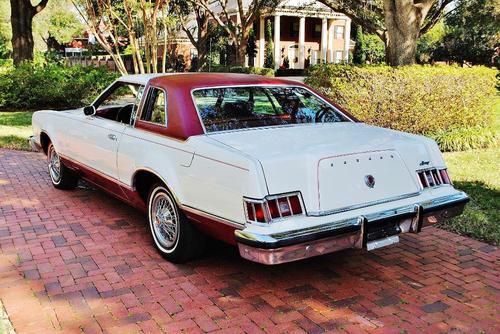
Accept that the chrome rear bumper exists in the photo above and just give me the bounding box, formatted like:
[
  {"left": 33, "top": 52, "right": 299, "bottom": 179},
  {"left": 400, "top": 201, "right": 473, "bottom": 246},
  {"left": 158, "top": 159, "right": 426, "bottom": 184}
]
[{"left": 235, "top": 192, "right": 469, "bottom": 265}]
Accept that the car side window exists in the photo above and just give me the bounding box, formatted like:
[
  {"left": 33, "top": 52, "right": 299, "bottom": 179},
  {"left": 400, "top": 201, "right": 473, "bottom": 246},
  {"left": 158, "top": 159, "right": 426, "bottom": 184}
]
[
  {"left": 141, "top": 87, "right": 167, "bottom": 126},
  {"left": 129, "top": 85, "right": 145, "bottom": 125},
  {"left": 97, "top": 83, "right": 139, "bottom": 110},
  {"left": 93, "top": 82, "right": 142, "bottom": 124}
]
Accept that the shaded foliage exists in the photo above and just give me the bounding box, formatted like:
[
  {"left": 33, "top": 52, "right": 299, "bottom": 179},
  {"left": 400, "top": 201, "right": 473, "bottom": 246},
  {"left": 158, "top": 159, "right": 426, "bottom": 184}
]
[{"left": 442, "top": 0, "right": 500, "bottom": 65}]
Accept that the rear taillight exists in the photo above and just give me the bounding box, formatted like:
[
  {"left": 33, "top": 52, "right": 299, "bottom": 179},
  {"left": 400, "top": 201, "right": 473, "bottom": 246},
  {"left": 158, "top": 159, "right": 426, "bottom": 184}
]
[
  {"left": 417, "top": 168, "right": 452, "bottom": 189},
  {"left": 244, "top": 193, "right": 304, "bottom": 224},
  {"left": 439, "top": 169, "right": 452, "bottom": 185}
]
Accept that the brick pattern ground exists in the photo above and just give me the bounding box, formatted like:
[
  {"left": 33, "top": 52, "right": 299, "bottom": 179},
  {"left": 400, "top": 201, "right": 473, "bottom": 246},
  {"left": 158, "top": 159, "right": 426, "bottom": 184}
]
[{"left": 0, "top": 148, "right": 498, "bottom": 334}]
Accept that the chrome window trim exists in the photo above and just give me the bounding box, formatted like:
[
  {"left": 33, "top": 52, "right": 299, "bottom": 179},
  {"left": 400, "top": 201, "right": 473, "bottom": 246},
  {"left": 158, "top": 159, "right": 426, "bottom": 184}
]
[
  {"left": 190, "top": 84, "right": 355, "bottom": 135},
  {"left": 129, "top": 85, "right": 146, "bottom": 127},
  {"left": 140, "top": 85, "right": 168, "bottom": 127}
]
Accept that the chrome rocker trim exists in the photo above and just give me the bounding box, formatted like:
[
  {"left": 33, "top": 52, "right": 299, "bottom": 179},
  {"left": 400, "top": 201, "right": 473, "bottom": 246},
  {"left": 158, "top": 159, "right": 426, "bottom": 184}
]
[{"left": 235, "top": 192, "right": 469, "bottom": 265}]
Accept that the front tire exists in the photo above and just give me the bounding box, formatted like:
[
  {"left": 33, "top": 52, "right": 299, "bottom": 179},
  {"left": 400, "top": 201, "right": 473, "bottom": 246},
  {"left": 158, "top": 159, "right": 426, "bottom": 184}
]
[
  {"left": 47, "top": 143, "right": 78, "bottom": 190},
  {"left": 148, "top": 184, "right": 205, "bottom": 263}
]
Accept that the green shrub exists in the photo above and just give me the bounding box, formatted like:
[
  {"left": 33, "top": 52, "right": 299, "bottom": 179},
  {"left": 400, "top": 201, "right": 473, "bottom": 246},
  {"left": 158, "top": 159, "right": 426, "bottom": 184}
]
[
  {"left": 250, "top": 67, "right": 275, "bottom": 77},
  {"left": 0, "top": 63, "right": 119, "bottom": 110},
  {"left": 428, "top": 126, "right": 498, "bottom": 152},
  {"left": 305, "top": 64, "right": 497, "bottom": 136},
  {"left": 207, "top": 65, "right": 274, "bottom": 77}
]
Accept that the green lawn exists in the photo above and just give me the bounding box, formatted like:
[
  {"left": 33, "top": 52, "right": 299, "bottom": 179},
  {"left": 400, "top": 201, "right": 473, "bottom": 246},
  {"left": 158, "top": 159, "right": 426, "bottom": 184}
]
[
  {"left": 438, "top": 99, "right": 499, "bottom": 245},
  {"left": 442, "top": 149, "right": 499, "bottom": 245},
  {"left": 0, "top": 111, "right": 32, "bottom": 151},
  {"left": 0, "top": 110, "right": 498, "bottom": 245}
]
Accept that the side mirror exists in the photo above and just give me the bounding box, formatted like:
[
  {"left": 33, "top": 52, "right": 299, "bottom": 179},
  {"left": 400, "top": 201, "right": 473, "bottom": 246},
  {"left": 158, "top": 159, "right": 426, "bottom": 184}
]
[{"left": 83, "top": 105, "right": 95, "bottom": 116}]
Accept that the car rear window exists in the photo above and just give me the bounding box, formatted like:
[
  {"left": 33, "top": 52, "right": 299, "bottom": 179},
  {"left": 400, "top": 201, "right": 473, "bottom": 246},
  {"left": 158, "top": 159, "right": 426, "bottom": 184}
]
[{"left": 192, "top": 86, "right": 350, "bottom": 133}]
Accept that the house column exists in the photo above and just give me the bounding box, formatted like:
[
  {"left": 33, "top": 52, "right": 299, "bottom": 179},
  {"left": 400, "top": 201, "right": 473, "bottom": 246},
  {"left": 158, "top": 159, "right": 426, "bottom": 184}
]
[
  {"left": 274, "top": 15, "right": 281, "bottom": 70},
  {"left": 298, "top": 16, "right": 305, "bottom": 69},
  {"left": 344, "top": 18, "right": 351, "bottom": 62},
  {"left": 327, "top": 19, "right": 334, "bottom": 63},
  {"left": 321, "top": 17, "right": 328, "bottom": 63},
  {"left": 259, "top": 17, "right": 265, "bottom": 67}
]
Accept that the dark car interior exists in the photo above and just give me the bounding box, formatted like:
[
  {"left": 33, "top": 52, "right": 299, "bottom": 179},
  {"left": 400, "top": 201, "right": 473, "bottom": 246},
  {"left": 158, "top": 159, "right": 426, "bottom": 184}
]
[
  {"left": 92, "top": 82, "right": 142, "bottom": 125},
  {"left": 96, "top": 104, "right": 134, "bottom": 124}
]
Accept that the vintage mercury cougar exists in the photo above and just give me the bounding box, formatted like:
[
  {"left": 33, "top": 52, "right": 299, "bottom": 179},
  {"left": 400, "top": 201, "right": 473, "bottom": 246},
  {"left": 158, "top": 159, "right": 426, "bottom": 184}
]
[{"left": 29, "top": 73, "right": 469, "bottom": 265}]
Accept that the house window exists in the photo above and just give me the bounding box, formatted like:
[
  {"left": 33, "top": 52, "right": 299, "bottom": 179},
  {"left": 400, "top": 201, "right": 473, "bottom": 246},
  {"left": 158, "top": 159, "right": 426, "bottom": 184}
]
[
  {"left": 334, "top": 26, "right": 344, "bottom": 39},
  {"left": 291, "top": 22, "right": 299, "bottom": 37},
  {"left": 313, "top": 24, "right": 322, "bottom": 38}
]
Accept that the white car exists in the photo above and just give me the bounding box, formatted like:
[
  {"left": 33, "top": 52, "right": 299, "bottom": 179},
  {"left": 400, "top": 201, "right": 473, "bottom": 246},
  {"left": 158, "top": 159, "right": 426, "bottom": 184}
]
[{"left": 29, "top": 73, "right": 469, "bottom": 265}]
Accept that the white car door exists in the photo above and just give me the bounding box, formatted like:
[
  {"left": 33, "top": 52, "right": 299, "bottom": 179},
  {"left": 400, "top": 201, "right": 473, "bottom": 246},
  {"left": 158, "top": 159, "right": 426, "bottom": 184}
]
[
  {"left": 70, "top": 81, "right": 144, "bottom": 181},
  {"left": 78, "top": 116, "right": 126, "bottom": 179}
]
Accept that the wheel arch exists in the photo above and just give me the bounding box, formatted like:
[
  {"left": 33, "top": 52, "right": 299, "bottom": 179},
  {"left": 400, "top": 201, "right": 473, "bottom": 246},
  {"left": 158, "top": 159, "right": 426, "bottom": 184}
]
[
  {"left": 132, "top": 168, "right": 179, "bottom": 206},
  {"left": 40, "top": 131, "right": 51, "bottom": 155}
]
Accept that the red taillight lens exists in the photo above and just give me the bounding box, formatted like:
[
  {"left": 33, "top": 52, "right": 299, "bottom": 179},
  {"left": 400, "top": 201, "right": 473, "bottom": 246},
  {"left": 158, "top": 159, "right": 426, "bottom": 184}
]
[
  {"left": 267, "top": 199, "right": 280, "bottom": 219},
  {"left": 432, "top": 170, "right": 441, "bottom": 185},
  {"left": 244, "top": 193, "right": 304, "bottom": 223},
  {"left": 418, "top": 171, "right": 428, "bottom": 188},
  {"left": 418, "top": 168, "right": 452, "bottom": 189},
  {"left": 254, "top": 203, "right": 266, "bottom": 222},
  {"left": 289, "top": 195, "right": 302, "bottom": 215},
  {"left": 440, "top": 169, "right": 452, "bottom": 184},
  {"left": 246, "top": 202, "right": 255, "bottom": 221}
]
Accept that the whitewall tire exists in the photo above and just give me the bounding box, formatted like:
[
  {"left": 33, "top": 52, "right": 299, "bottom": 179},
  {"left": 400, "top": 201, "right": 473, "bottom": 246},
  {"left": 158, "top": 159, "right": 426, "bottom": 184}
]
[
  {"left": 47, "top": 143, "right": 78, "bottom": 190},
  {"left": 147, "top": 184, "right": 205, "bottom": 263}
]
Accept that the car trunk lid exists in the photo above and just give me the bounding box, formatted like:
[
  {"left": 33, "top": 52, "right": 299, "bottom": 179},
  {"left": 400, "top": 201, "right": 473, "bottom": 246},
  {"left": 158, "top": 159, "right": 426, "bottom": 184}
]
[
  {"left": 208, "top": 123, "right": 424, "bottom": 213},
  {"left": 317, "top": 150, "right": 418, "bottom": 214}
]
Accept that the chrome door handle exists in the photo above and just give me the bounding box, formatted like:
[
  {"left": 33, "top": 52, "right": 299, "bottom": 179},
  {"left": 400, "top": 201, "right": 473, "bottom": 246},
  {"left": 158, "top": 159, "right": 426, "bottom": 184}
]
[{"left": 108, "top": 134, "right": 117, "bottom": 141}]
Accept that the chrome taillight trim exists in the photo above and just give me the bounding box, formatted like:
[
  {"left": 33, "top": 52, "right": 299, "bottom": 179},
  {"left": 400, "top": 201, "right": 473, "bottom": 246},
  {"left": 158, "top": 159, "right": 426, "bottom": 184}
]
[
  {"left": 417, "top": 168, "right": 451, "bottom": 189},
  {"left": 243, "top": 192, "right": 305, "bottom": 224}
]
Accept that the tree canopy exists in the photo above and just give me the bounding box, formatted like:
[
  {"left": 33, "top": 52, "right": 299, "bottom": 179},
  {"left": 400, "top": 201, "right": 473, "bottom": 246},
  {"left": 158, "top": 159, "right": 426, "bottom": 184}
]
[
  {"left": 318, "top": 0, "right": 454, "bottom": 65},
  {"left": 443, "top": 0, "right": 499, "bottom": 65}
]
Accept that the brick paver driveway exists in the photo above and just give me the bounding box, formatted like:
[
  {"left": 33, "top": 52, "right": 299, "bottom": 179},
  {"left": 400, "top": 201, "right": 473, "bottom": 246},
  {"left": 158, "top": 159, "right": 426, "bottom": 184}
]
[{"left": 0, "top": 149, "right": 498, "bottom": 334}]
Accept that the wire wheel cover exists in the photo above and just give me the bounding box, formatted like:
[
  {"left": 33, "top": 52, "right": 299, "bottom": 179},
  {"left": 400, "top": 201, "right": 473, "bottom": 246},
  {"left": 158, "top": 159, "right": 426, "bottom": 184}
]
[
  {"left": 151, "top": 192, "right": 179, "bottom": 249},
  {"left": 48, "top": 146, "right": 61, "bottom": 182}
]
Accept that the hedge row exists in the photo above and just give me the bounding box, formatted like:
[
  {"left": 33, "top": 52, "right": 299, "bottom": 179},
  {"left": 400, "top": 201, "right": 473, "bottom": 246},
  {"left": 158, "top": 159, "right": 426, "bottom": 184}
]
[
  {"left": 0, "top": 63, "right": 276, "bottom": 110},
  {"left": 0, "top": 63, "right": 119, "bottom": 110},
  {"left": 208, "top": 65, "right": 275, "bottom": 77},
  {"left": 305, "top": 64, "right": 498, "bottom": 151}
]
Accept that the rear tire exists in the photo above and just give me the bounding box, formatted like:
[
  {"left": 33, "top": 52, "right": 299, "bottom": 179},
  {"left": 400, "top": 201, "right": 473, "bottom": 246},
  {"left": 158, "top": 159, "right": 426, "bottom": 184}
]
[
  {"left": 47, "top": 143, "right": 78, "bottom": 190},
  {"left": 148, "top": 184, "right": 205, "bottom": 263}
]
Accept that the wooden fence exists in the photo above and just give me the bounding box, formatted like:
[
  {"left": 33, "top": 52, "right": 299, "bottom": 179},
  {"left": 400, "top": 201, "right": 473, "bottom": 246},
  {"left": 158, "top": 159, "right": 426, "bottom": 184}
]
[{"left": 64, "top": 55, "right": 135, "bottom": 73}]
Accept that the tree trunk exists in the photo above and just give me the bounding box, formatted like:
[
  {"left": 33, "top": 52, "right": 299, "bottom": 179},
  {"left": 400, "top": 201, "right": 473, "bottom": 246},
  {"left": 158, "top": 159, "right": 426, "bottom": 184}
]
[
  {"left": 10, "top": 0, "right": 36, "bottom": 65},
  {"left": 235, "top": 27, "right": 250, "bottom": 67},
  {"left": 162, "top": 22, "right": 167, "bottom": 73},
  {"left": 383, "top": 0, "right": 422, "bottom": 66},
  {"left": 197, "top": 42, "right": 208, "bottom": 71},
  {"left": 196, "top": 12, "right": 209, "bottom": 70}
]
